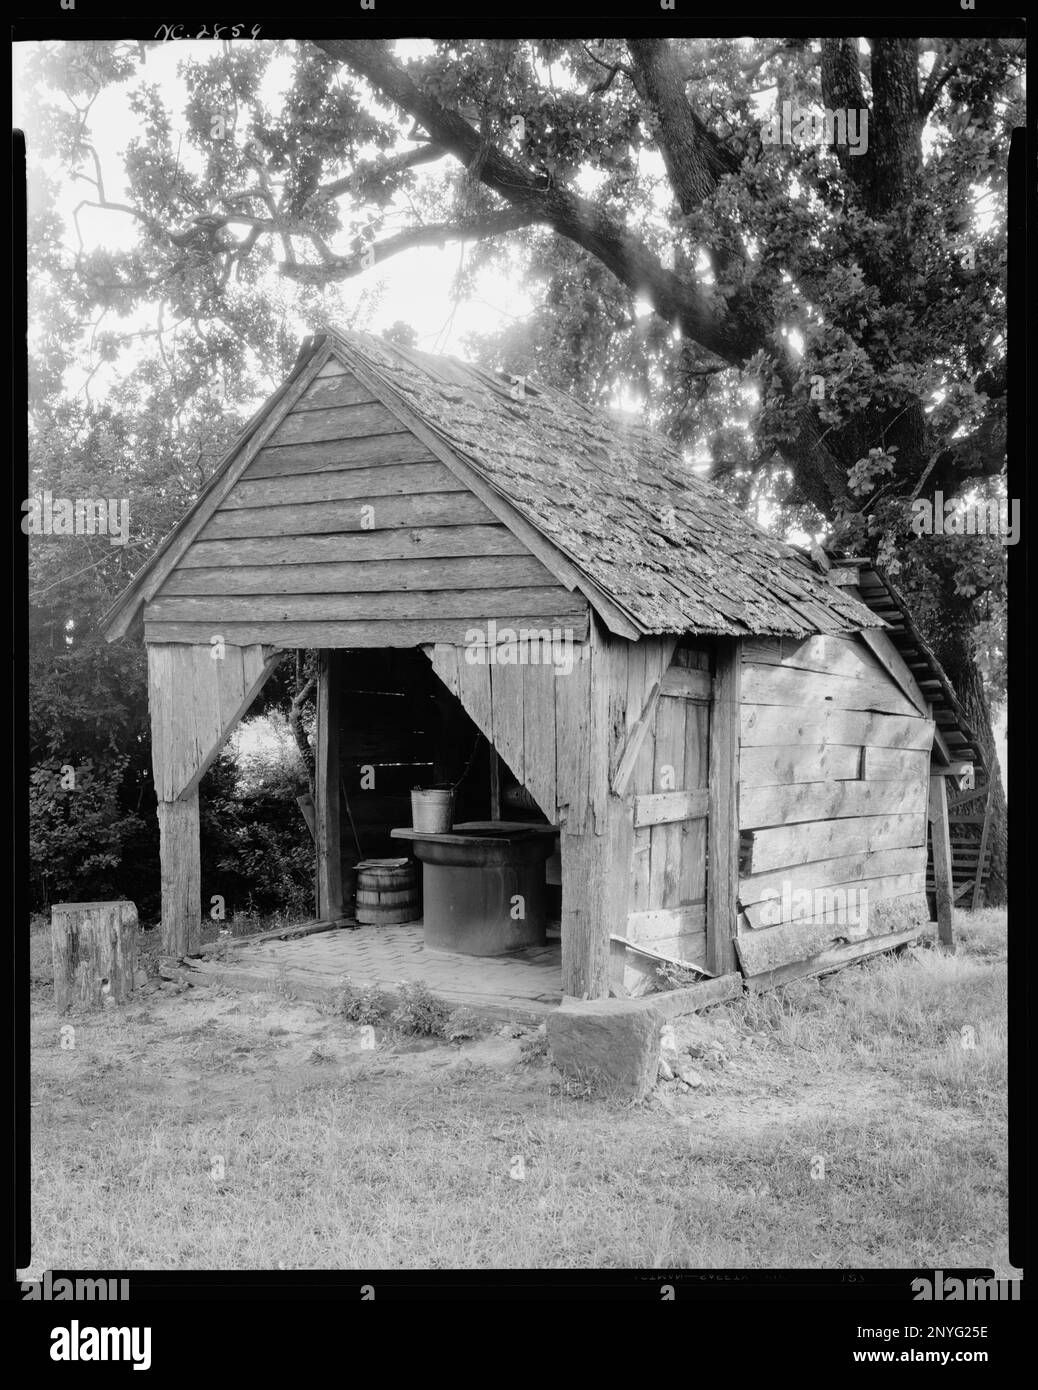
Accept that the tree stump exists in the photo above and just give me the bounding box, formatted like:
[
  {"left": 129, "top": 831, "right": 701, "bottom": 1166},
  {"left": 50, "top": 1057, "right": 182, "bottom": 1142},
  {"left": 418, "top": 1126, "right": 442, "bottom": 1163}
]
[{"left": 51, "top": 901, "right": 138, "bottom": 1012}]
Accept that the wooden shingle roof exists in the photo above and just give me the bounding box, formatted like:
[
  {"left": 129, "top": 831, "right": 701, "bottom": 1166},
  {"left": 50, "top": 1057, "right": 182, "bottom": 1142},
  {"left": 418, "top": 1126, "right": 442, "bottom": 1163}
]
[
  {"left": 102, "top": 330, "right": 884, "bottom": 642},
  {"left": 326, "top": 330, "right": 881, "bottom": 638}
]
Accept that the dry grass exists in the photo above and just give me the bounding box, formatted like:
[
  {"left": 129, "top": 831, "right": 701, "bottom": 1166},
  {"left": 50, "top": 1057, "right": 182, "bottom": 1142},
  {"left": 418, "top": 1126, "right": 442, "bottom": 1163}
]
[{"left": 26, "top": 909, "right": 1008, "bottom": 1272}]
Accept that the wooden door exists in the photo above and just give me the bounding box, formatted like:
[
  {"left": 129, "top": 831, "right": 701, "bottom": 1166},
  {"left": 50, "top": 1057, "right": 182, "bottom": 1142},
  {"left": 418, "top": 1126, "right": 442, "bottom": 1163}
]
[{"left": 625, "top": 645, "right": 712, "bottom": 983}]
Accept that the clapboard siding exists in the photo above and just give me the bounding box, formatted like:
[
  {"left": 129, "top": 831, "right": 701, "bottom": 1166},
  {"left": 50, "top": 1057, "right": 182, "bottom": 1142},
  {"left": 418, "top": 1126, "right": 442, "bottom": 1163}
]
[
  {"left": 740, "top": 662, "right": 920, "bottom": 716},
  {"left": 741, "top": 704, "right": 934, "bottom": 751},
  {"left": 740, "top": 845, "right": 929, "bottom": 907},
  {"left": 144, "top": 615, "right": 590, "bottom": 648},
  {"left": 269, "top": 400, "right": 410, "bottom": 445},
  {"left": 161, "top": 554, "right": 556, "bottom": 596},
  {"left": 246, "top": 433, "right": 437, "bottom": 477},
  {"left": 740, "top": 870, "right": 927, "bottom": 929},
  {"left": 292, "top": 375, "right": 379, "bottom": 410},
  {"left": 179, "top": 526, "right": 530, "bottom": 568},
  {"left": 201, "top": 492, "right": 498, "bottom": 538},
  {"left": 146, "top": 366, "right": 585, "bottom": 643},
  {"left": 224, "top": 461, "right": 466, "bottom": 508},
  {"left": 147, "top": 587, "right": 587, "bottom": 625},
  {"left": 735, "top": 633, "right": 933, "bottom": 980},
  {"left": 739, "top": 772, "right": 928, "bottom": 829}
]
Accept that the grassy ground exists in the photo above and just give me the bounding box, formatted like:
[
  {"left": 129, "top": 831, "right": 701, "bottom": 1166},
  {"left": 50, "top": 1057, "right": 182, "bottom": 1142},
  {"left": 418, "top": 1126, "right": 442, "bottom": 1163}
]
[{"left": 26, "top": 910, "right": 1008, "bottom": 1271}]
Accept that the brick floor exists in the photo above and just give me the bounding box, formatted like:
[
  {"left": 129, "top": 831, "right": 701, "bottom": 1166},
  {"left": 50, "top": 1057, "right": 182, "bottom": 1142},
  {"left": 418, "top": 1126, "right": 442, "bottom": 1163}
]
[{"left": 183, "top": 921, "right": 564, "bottom": 1024}]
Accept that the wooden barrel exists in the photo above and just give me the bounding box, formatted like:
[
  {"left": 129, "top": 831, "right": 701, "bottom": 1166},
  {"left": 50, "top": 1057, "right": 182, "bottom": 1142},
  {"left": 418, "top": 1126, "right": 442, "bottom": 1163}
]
[{"left": 354, "top": 858, "right": 417, "bottom": 926}]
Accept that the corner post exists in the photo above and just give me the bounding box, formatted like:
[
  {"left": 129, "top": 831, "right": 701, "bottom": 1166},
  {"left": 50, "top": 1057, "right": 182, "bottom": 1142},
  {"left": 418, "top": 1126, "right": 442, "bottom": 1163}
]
[
  {"left": 315, "top": 649, "right": 344, "bottom": 920},
  {"left": 928, "top": 772, "right": 955, "bottom": 951},
  {"left": 707, "top": 637, "right": 741, "bottom": 976}
]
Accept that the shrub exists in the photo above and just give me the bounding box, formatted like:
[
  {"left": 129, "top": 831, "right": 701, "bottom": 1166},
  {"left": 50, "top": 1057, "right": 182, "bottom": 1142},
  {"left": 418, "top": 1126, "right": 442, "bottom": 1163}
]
[
  {"left": 391, "top": 981, "right": 452, "bottom": 1037},
  {"left": 332, "top": 977, "right": 388, "bottom": 1025},
  {"left": 29, "top": 755, "right": 147, "bottom": 907}
]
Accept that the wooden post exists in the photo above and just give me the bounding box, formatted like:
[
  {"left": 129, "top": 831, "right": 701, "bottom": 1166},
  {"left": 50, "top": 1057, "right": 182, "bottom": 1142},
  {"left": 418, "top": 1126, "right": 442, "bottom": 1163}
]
[
  {"left": 971, "top": 784, "right": 991, "bottom": 911},
  {"left": 707, "top": 638, "right": 741, "bottom": 976},
  {"left": 559, "top": 622, "right": 640, "bottom": 999},
  {"left": 51, "top": 901, "right": 138, "bottom": 1011},
  {"left": 315, "top": 650, "right": 344, "bottom": 920},
  {"left": 158, "top": 795, "right": 201, "bottom": 955},
  {"left": 561, "top": 800, "right": 633, "bottom": 999},
  {"left": 489, "top": 749, "right": 501, "bottom": 820},
  {"left": 928, "top": 772, "right": 955, "bottom": 951}
]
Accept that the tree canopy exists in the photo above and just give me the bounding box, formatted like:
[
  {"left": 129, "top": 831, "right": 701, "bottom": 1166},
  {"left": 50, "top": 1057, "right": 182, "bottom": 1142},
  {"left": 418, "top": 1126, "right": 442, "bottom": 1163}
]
[{"left": 22, "top": 34, "right": 1017, "bottom": 902}]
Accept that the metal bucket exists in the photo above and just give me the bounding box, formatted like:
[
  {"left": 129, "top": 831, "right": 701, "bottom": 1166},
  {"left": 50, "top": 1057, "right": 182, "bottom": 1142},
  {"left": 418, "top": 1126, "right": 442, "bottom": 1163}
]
[{"left": 411, "top": 787, "right": 454, "bottom": 834}]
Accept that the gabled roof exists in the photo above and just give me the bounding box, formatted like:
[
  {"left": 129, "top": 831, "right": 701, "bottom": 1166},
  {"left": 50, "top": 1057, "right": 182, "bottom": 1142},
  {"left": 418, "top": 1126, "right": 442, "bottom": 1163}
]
[{"left": 102, "top": 330, "right": 883, "bottom": 642}]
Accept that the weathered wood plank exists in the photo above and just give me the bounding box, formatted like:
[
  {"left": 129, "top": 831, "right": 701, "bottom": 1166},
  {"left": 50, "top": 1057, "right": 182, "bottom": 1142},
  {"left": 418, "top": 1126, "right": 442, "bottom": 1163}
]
[
  {"left": 627, "top": 903, "right": 707, "bottom": 939},
  {"left": 455, "top": 647, "right": 494, "bottom": 741},
  {"left": 245, "top": 432, "right": 437, "bottom": 477},
  {"left": 928, "top": 773, "right": 955, "bottom": 951},
  {"left": 740, "top": 742, "right": 863, "bottom": 788},
  {"left": 743, "top": 812, "right": 928, "bottom": 874},
  {"left": 157, "top": 795, "right": 201, "bottom": 955},
  {"left": 659, "top": 667, "right": 712, "bottom": 700},
  {"left": 648, "top": 692, "right": 687, "bottom": 910},
  {"left": 148, "top": 641, "right": 282, "bottom": 800},
  {"left": 292, "top": 373, "right": 380, "bottom": 411},
  {"left": 858, "top": 628, "right": 930, "bottom": 717},
  {"left": 680, "top": 696, "right": 710, "bottom": 907},
  {"left": 740, "top": 662, "right": 919, "bottom": 716},
  {"left": 554, "top": 643, "right": 592, "bottom": 835},
  {"left": 180, "top": 525, "right": 528, "bottom": 568},
  {"left": 561, "top": 797, "right": 633, "bottom": 999},
  {"left": 740, "top": 703, "right": 935, "bottom": 751},
  {"left": 612, "top": 680, "right": 660, "bottom": 796},
  {"left": 742, "top": 925, "right": 926, "bottom": 993},
  {"left": 736, "top": 892, "right": 929, "bottom": 975},
  {"left": 313, "top": 359, "right": 352, "bottom": 380},
  {"left": 225, "top": 461, "right": 466, "bottom": 509},
  {"left": 269, "top": 400, "right": 410, "bottom": 446},
  {"left": 739, "top": 776, "right": 928, "bottom": 830},
  {"left": 706, "top": 638, "right": 740, "bottom": 976},
  {"left": 971, "top": 789, "right": 992, "bottom": 912},
  {"left": 740, "top": 871, "right": 927, "bottom": 929},
  {"left": 522, "top": 659, "right": 558, "bottom": 821},
  {"left": 742, "top": 633, "right": 890, "bottom": 683},
  {"left": 147, "top": 587, "right": 587, "bottom": 625},
  {"left": 864, "top": 746, "right": 932, "bottom": 782},
  {"left": 161, "top": 554, "right": 557, "bottom": 598},
  {"left": 203, "top": 492, "right": 497, "bottom": 538},
  {"left": 635, "top": 788, "right": 710, "bottom": 828},
  {"left": 490, "top": 659, "right": 525, "bottom": 788},
  {"left": 630, "top": 645, "right": 671, "bottom": 910},
  {"left": 315, "top": 651, "right": 343, "bottom": 921},
  {"left": 739, "top": 844, "right": 928, "bottom": 907},
  {"left": 145, "top": 614, "right": 590, "bottom": 648}
]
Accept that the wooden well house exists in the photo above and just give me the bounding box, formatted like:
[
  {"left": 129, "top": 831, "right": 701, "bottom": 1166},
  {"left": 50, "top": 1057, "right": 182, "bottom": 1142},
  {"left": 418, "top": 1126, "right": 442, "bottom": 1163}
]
[{"left": 101, "top": 330, "right": 972, "bottom": 1004}]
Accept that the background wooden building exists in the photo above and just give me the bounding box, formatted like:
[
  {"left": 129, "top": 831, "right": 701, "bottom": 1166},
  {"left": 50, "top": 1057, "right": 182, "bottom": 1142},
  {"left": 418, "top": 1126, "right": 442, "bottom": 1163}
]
[{"left": 102, "top": 330, "right": 969, "bottom": 1001}]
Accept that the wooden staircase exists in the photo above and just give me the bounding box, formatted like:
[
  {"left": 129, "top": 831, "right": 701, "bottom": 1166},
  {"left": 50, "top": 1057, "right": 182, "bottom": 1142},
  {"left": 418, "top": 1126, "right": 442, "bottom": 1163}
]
[{"left": 926, "top": 781, "right": 994, "bottom": 911}]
